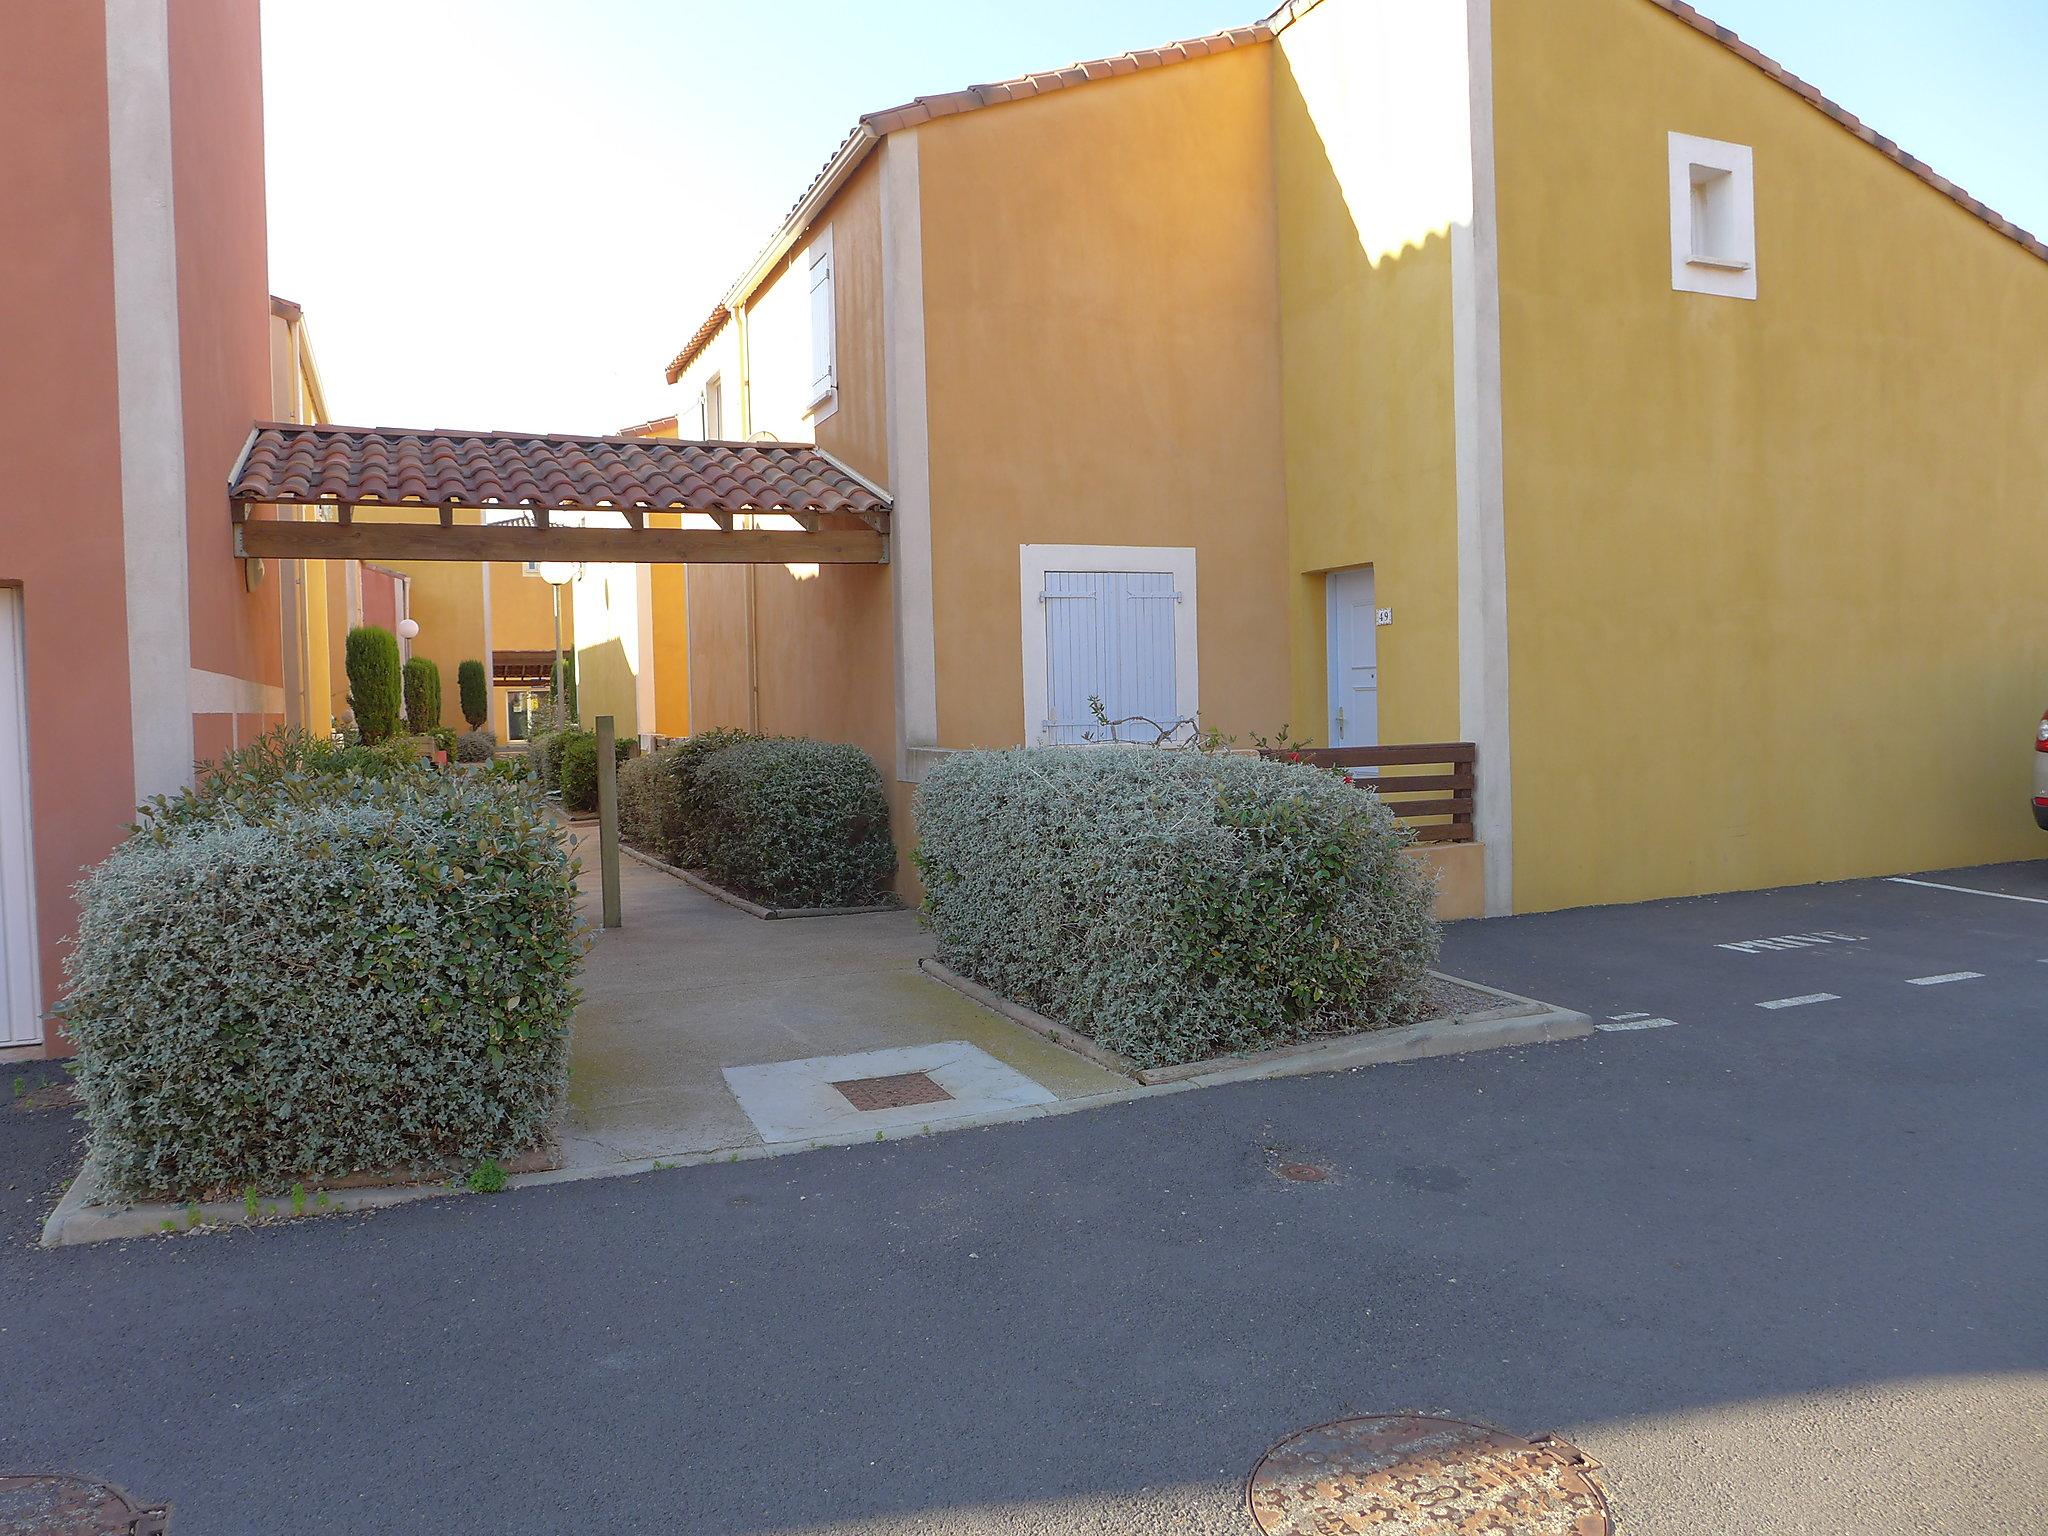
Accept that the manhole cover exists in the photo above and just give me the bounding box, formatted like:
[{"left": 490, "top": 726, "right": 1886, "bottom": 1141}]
[
  {"left": 1247, "top": 1414, "right": 1610, "bottom": 1535},
  {"left": 1275, "top": 1162, "right": 1328, "bottom": 1183},
  {"left": 830, "top": 1071, "right": 953, "bottom": 1112},
  {"left": 0, "top": 1474, "right": 169, "bottom": 1535}
]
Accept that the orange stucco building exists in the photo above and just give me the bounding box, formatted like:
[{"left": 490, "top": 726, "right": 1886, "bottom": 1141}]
[{"left": 1, "top": 0, "right": 283, "bottom": 1054}]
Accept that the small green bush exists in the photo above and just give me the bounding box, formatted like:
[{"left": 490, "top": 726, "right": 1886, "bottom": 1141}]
[
  {"left": 528, "top": 729, "right": 569, "bottom": 793},
  {"left": 559, "top": 730, "right": 599, "bottom": 813},
  {"left": 614, "top": 728, "right": 756, "bottom": 868},
  {"left": 455, "top": 729, "right": 496, "bottom": 763},
  {"left": 403, "top": 656, "right": 442, "bottom": 736},
  {"left": 914, "top": 748, "right": 1440, "bottom": 1069},
  {"left": 140, "top": 728, "right": 422, "bottom": 827},
  {"left": 63, "top": 735, "right": 580, "bottom": 1199},
  {"left": 345, "top": 626, "right": 402, "bottom": 743},
  {"left": 456, "top": 659, "right": 489, "bottom": 730},
  {"left": 617, "top": 751, "right": 686, "bottom": 863},
  {"left": 698, "top": 738, "right": 895, "bottom": 908}
]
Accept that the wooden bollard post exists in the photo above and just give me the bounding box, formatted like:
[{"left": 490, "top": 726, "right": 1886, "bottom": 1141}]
[{"left": 595, "top": 714, "right": 623, "bottom": 929}]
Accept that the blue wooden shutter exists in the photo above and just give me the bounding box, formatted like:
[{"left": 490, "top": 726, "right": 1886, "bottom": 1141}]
[{"left": 1041, "top": 569, "right": 1178, "bottom": 743}]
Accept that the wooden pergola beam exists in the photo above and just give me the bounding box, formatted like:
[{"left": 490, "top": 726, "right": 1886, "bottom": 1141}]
[{"left": 234, "top": 516, "right": 888, "bottom": 565}]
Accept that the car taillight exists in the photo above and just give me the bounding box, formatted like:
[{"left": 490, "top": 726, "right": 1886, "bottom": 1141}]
[{"left": 2038, "top": 713, "right": 2048, "bottom": 752}]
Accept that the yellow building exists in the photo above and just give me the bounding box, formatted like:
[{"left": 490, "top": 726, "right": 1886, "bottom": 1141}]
[{"left": 661, "top": 0, "right": 2048, "bottom": 916}]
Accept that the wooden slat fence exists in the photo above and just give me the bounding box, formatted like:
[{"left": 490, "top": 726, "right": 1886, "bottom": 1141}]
[{"left": 1258, "top": 742, "right": 1477, "bottom": 844}]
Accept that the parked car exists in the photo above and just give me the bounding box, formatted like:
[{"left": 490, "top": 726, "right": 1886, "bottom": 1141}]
[{"left": 2036, "top": 711, "right": 2048, "bottom": 829}]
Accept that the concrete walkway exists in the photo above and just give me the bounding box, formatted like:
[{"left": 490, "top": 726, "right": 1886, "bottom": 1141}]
[{"left": 560, "top": 842, "right": 1126, "bottom": 1167}]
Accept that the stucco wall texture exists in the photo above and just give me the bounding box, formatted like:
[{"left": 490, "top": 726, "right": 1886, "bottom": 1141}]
[
  {"left": 1494, "top": 0, "right": 2048, "bottom": 909},
  {"left": 2, "top": 0, "right": 282, "bottom": 1049},
  {"left": 669, "top": 0, "right": 2047, "bottom": 915}
]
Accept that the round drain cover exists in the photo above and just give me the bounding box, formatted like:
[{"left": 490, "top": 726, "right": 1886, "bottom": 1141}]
[
  {"left": 1247, "top": 1414, "right": 1610, "bottom": 1535},
  {"left": 0, "top": 1474, "right": 168, "bottom": 1535}
]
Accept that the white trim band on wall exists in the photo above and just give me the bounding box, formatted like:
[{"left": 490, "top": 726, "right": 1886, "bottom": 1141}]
[
  {"left": 881, "top": 129, "right": 941, "bottom": 783},
  {"left": 106, "top": 0, "right": 195, "bottom": 803},
  {"left": 188, "top": 669, "right": 286, "bottom": 717},
  {"left": 1452, "top": 0, "right": 1513, "bottom": 916}
]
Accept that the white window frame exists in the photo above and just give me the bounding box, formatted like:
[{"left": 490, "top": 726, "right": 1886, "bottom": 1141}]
[
  {"left": 805, "top": 225, "right": 838, "bottom": 424},
  {"left": 1669, "top": 132, "right": 1757, "bottom": 300},
  {"left": 1019, "top": 544, "right": 1199, "bottom": 747},
  {"left": 700, "top": 373, "right": 723, "bottom": 439},
  {"left": 0, "top": 589, "right": 41, "bottom": 1048}
]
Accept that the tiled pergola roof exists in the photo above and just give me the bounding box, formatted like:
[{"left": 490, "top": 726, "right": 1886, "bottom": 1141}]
[{"left": 229, "top": 422, "right": 890, "bottom": 565}]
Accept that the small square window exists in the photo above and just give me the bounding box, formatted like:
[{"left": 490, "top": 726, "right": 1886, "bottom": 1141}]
[{"left": 1669, "top": 132, "right": 1756, "bottom": 299}]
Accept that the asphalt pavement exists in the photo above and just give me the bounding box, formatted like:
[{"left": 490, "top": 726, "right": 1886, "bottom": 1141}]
[{"left": 2, "top": 861, "right": 2043, "bottom": 1534}]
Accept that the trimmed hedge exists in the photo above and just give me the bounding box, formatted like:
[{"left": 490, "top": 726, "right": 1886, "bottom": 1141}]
[
  {"left": 345, "top": 626, "right": 401, "bottom": 743},
  {"left": 617, "top": 751, "right": 686, "bottom": 864},
  {"left": 698, "top": 738, "right": 895, "bottom": 908},
  {"left": 528, "top": 728, "right": 570, "bottom": 794},
  {"left": 559, "top": 730, "right": 599, "bottom": 813},
  {"left": 913, "top": 748, "right": 1440, "bottom": 1069},
  {"left": 454, "top": 729, "right": 496, "bottom": 763},
  {"left": 456, "top": 658, "right": 489, "bottom": 730},
  {"left": 403, "top": 656, "right": 442, "bottom": 736},
  {"left": 617, "top": 728, "right": 756, "bottom": 868},
  {"left": 614, "top": 732, "right": 894, "bottom": 908},
  {"left": 62, "top": 730, "right": 581, "bottom": 1199}
]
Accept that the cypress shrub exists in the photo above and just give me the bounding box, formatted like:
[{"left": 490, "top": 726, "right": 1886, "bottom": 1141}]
[
  {"left": 403, "top": 656, "right": 442, "bottom": 736},
  {"left": 345, "top": 626, "right": 402, "bottom": 743},
  {"left": 456, "top": 659, "right": 489, "bottom": 730},
  {"left": 914, "top": 748, "right": 1440, "bottom": 1069}
]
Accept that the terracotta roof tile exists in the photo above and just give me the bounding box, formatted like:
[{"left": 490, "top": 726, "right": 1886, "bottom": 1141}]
[{"left": 229, "top": 422, "right": 890, "bottom": 519}]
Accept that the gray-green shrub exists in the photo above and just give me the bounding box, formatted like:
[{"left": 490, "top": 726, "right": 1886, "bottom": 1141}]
[
  {"left": 914, "top": 748, "right": 1440, "bottom": 1068},
  {"left": 454, "top": 729, "right": 496, "bottom": 763},
  {"left": 62, "top": 744, "right": 581, "bottom": 1199},
  {"left": 698, "top": 738, "right": 895, "bottom": 908}
]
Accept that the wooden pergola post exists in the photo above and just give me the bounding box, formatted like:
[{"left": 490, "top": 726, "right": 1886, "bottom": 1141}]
[{"left": 595, "top": 715, "right": 622, "bottom": 930}]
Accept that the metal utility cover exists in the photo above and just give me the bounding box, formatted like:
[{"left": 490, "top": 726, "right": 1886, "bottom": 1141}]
[
  {"left": 1247, "top": 1414, "right": 1611, "bottom": 1535},
  {"left": 0, "top": 1474, "right": 169, "bottom": 1535},
  {"left": 830, "top": 1071, "right": 954, "bottom": 1112}
]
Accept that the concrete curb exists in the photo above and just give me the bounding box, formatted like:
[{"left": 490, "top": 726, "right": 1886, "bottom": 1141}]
[
  {"left": 619, "top": 844, "right": 898, "bottom": 921},
  {"left": 41, "top": 1144, "right": 564, "bottom": 1249},
  {"left": 918, "top": 961, "right": 1593, "bottom": 1087}
]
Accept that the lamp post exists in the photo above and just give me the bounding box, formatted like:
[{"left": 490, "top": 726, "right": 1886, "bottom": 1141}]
[{"left": 535, "top": 562, "right": 577, "bottom": 726}]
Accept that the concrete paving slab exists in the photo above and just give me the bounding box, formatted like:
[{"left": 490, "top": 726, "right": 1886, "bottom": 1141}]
[
  {"left": 562, "top": 849, "right": 1125, "bottom": 1166},
  {"left": 723, "top": 1041, "right": 1058, "bottom": 1144}
]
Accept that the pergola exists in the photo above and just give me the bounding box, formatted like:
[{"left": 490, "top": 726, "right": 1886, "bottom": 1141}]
[{"left": 228, "top": 421, "right": 891, "bottom": 564}]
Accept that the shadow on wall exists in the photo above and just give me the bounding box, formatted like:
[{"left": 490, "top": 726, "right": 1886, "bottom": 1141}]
[
  {"left": 1271, "top": 37, "right": 1468, "bottom": 750},
  {"left": 573, "top": 636, "right": 636, "bottom": 734}
]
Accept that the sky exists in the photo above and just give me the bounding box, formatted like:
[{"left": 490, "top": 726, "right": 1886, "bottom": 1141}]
[{"left": 261, "top": 0, "right": 2047, "bottom": 437}]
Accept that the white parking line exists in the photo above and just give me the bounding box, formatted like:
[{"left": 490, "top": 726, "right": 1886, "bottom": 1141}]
[
  {"left": 1595, "top": 1017, "right": 1677, "bottom": 1032},
  {"left": 1757, "top": 993, "right": 1839, "bottom": 1010},
  {"left": 1607, "top": 1012, "right": 1651, "bottom": 1021},
  {"left": 1886, "top": 876, "right": 2048, "bottom": 906},
  {"left": 1904, "top": 971, "right": 1984, "bottom": 987}
]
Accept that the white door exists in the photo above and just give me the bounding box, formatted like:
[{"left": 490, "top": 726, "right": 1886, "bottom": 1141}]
[
  {"left": 0, "top": 590, "right": 40, "bottom": 1047},
  {"left": 1325, "top": 566, "right": 1379, "bottom": 750}
]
